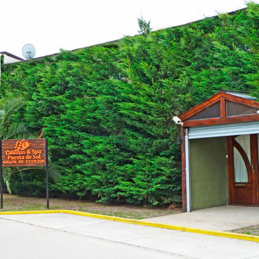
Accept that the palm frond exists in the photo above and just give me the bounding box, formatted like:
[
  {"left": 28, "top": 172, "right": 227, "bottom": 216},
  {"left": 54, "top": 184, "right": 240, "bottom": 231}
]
[
  {"left": 0, "top": 98, "right": 24, "bottom": 130},
  {"left": 3, "top": 123, "right": 28, "bottom": 139},
  {"left": 3, "top": 168, "right": 13, "bottom": 194}
]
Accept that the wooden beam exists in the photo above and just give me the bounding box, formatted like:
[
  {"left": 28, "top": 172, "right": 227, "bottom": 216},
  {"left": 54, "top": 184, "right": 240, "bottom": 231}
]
[
  {"left": 227, "top": 136, "right": 235, "bottom": 204},
  {"left": 182, "top": 114, "right": 259, "bottom": 127},
  {"left": 179, "top": 92, "right": 222, "bottom": 121},
  {"left": 220, "top": 97, "right": 226, "bottom": 118},
  {"left": 250, "top": 134, "right": 259, "bottom": 205}
]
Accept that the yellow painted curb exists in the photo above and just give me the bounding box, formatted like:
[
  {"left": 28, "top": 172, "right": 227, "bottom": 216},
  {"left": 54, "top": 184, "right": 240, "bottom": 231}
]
[
  {"left": 0, "top": 210, "right": 62, "bottom": 215},
  {"left": 0, "top": 209, "right": 258, "bottom": 243}
]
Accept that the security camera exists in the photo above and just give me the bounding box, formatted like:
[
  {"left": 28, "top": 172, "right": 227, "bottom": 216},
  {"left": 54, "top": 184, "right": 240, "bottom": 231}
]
[{"left": 173, "top": 116, "right": 182, "bottom": 125}]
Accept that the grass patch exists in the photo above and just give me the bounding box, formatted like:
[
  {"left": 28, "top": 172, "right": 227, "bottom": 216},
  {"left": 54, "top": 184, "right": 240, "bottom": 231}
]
[
  {"left": 0, "top": 194, "right": 181, "bottom": 219},
  {"left": 231, "top": 225, "right": 259, "bottom": 236}
]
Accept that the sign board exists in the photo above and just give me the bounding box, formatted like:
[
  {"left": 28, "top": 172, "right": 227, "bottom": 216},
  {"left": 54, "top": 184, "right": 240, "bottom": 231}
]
[
  {"left": 0, "top": 139, "right": 49, "bottom": 209},
  {"left": 1, "top": 139, "right": 46, "bottom": 167}
]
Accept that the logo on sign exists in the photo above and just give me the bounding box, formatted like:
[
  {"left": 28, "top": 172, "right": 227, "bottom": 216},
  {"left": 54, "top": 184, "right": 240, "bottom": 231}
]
[{"left": 14, "top": 140, "right": 31, "bottom": 151}]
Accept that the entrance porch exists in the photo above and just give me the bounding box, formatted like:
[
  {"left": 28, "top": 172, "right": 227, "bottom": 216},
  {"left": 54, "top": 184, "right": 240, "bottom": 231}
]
[{"left": 179, "top": 91, "right": 259, "bottom": 212}]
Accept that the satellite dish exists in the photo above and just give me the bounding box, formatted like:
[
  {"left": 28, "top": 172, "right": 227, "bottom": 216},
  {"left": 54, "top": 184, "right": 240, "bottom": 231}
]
[{"left": 22, "top": 44, "right": 36, "bottom": 60}]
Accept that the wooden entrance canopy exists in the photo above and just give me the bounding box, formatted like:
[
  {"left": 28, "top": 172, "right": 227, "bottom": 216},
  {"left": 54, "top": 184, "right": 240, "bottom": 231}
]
[
  {"left": 179, "top": 91, "right": 259, "bottom": 127},
  {"left": 179, "top": 91, "right": 259, "bottom": 212}
]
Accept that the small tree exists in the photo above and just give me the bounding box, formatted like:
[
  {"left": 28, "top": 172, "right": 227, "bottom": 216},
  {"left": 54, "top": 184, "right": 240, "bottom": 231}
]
[{"left": 138, "top": 16, "right": 152, "bottom": 35}]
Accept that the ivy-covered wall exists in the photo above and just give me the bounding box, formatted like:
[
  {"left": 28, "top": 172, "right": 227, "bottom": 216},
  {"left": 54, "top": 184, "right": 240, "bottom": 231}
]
[{"left": 1, "top": 3, "right": 259, "bottom": 205}]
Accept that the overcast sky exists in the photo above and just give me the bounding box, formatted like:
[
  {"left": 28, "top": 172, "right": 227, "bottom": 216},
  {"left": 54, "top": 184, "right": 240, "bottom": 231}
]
[{"left": 1, "top": 0, "right": 258, "bottom": 59}]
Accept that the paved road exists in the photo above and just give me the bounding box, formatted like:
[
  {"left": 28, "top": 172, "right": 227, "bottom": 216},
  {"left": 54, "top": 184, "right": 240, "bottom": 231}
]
[{"left": 0, "top": 213, "right": 258, "bottom": 259}]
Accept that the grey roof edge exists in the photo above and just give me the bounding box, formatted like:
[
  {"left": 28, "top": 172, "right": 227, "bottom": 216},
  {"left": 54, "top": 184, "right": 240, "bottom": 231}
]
[
  {"left": 4, "top": 38, "right": 122, "bottom": 65},
  {"left": 222, "top": 90, "right": 256, "bottom": 100},
  {"left": 0, "top": 51, "right": 24, "bottom": 61}
]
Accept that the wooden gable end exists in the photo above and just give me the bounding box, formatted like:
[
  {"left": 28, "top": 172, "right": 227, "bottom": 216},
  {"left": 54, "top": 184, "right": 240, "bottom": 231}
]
[{"left": 179, "top": 92, "right": 259, "bottom": 127}]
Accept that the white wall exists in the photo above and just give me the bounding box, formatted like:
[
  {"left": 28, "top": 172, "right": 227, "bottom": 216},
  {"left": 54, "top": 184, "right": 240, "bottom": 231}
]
[{"left": 2, "top": 54, "right": 22, "bottom": 64}]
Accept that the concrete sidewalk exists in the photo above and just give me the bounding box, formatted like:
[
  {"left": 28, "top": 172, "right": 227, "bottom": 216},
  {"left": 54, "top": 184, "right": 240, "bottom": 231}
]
[
  {"left": 0, "top": 212, "right": 259, "bottom": 259},
  {"left": 143, "top": 205, "right": 259, "bottom": 231}
]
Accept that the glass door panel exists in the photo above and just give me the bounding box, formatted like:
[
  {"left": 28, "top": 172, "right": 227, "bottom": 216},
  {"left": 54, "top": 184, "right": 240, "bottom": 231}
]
[
  {"left": 234, "top": 135, "right": 250, "bottom": 183},
  {"left": 234, "top": 149, "right": 248, "bottom": 182}
]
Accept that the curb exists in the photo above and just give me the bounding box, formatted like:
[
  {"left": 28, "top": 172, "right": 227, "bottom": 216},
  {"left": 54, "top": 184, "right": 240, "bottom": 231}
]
[{"left": 0, "top": 209, "right": 258, "bottom": 243}]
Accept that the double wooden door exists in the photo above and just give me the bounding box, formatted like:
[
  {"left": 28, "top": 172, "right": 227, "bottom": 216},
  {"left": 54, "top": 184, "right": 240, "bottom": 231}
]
[{"left": 228, "top": 134, "right": 259, "bottom": 205}]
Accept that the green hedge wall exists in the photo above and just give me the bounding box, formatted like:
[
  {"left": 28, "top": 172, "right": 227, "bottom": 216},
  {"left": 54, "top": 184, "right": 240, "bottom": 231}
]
[{"left": 2, "top": 3, "right": 259, "bottom": 205}]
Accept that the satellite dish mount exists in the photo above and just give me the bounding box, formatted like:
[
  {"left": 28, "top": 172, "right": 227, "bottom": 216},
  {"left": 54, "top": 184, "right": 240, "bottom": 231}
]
[{"left": 22, "top": 44, "right": 36, "bottom": 60}]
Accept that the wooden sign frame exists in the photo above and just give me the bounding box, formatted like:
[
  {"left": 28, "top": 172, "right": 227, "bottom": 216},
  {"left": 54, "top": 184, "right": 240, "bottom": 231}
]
[{"left": 0, "top": 139, "right": 49, "bottom": 209}]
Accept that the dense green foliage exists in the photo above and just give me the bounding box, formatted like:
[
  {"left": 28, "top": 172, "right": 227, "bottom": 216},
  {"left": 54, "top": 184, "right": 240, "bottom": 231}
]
[{"left": 1, "top": 3, "right": 259, "bottom": 205}]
